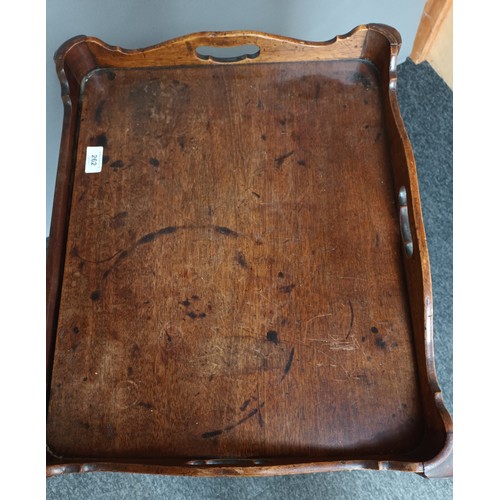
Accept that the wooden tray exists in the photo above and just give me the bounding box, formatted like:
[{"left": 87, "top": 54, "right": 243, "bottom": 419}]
[{"left": 46, "top": 24, "right": 452, "bottom": 478}]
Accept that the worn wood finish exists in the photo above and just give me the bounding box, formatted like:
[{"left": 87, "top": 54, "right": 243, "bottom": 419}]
[{"left": 46, "top": 25, "right": 452, "bottom": 478}]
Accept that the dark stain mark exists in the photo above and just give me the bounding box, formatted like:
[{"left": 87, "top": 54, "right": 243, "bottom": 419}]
[
  {"left": 251, "top": 191, "right": 261, "bottom": 198},
  {"left": 149, "top": 157, "right": 160, "bottom": 167},
  {"left": 367, "top": 356, "right": 372, "bottom": 361},
  {"left": 202, "top": 403, "right": 265, "bottom": 439},
  {"left": 186, "top": 311, "right": 206, "bottom": 319},
  {"left": 281, "top": 319, "right": 289, "bottom": 327},
  {"left": 257, "top": 98, "right": 263, "bottom": 110},
  {"left": 209, "top": 374, "right": 214, "bottom": 382},
  {"left": 371, "top": 326, "right": 379, "bottom": 334},
  {"left": 137, "top": 232, "right": 158, "bottom": 245},
  {"left": 80, "top": 422, "right": 90, "bottom": 429},
  {"left": 281, "top": 347, "right": 295, "bottom": 381},
  {"left": 277, "top": 272, "right": 285, "bottom": 279},
  {"left": 278, "top": 117, "right": 287, "bottom": 126},
  {"left": 91, "top": 133, "right": 107, "bottom": 147},
  {"left": 240, "top": 399, "right": 251, "bottom": 411},
  {"left": 131, "top": 343, "right": 140, "bottom": 357},
  {"left": 345, "top": 299, "right": 354, "bottom": 340},
  {"left": 110, "top": 160, "right": 124, "bottom": 169},
  {"left": 391, "top": 413, "right": 396, "bottom": 419},
  {"left": 94, "top": 100, "right": 105, "bottom": 124},
  {"left": 73, "top": 326, "right": 80, "bottom": 334},
  {"left": 275, "top": 150, "right": 295, "bottom": 169},
  {"left": 158, "top": 226, "right": 177, "bottom": 236},
  {"left": 361, "top": 336, "right": 366, "bottom": 342},
  {"left": 402, "top": 403, "right": 408, "bottom": 409},
  {"left": 224, "top": 405, "right": 264, "bottom": 432},
  {"left": 206, "top": 120, "right": 211, "bottom": 130},
  {"left": 90, "top": 290, "right": 101, "bottom": 301},
  {"left": 255, "top": 239, "right": 263, "bottom": 246},
  {"left": 78, "top": 261, "right": 85, "bottom": 271},
  {"left": 261, "top": 134, "right": 267, "bottom": 141},
  {"left": 375, "top": 130, "right": 383, "bottom": 142},
  {"left": 266, "top": 330, "right": 279, "bottom": 345},
  {"left": 99, "top": 226, "right": 180, "bottom": 281},
  {"left": 258, "top": 410, "right": 265, "bottom": 427},
  {"left": 177, "top": 136, "right": 185, "bottom": 150},
  {"left": 82, "top": 377, "right": 88, "bottom": 382},
  {"left": 127, "top": 367, "right": 133, "bottom": 376},
  {"left": 391, "top": 341, "right": 399, "bottom": 348},
  {"left": 107, "top": 71, "right": 116, "bottom": 81},
  {"left": 278, "top": 284, "right": 295, "bottom": 293},
  {"left": 297, "top": 160, "right": 306, "bottom": 167},
  {"left": 235, "top": 251, "right": 248, "bottom": 268},
  {"left": 181, "top": 299, "right": 191, "bottom": 307},
  {"left": 352, "top": 71, "right": 372, "bottom": 89},
  {"left": 138, "top": 401, "right": 153, "bottom": 410},
  {"left": 215, "top": 226, "right": 238, "bottom": 237},
  {"left": 116, "top": 250, "right": 129, "bottom": 262},
  {"left": 375, "top": 337, "right": 387, "bottom": 349},
  {"left": 315, "top": 82, "right": 321, "bottom": 100},
  {"left": 364, "top": 124, "right": 370, "bottom": 129},
  {"left": 202, "top": 429, "right": 224, "bottom": 439},
  {"left": 343, "top": 103, "right": 348, "bottom": 109},
  {"left": 191, "top": 295, "right": 200, "bottom": 301},
  {"left": 364, "top": 99, "right": 369, "bottom": 105}
]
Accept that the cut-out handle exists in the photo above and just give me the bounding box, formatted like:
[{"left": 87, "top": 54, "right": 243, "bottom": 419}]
[
  {"left": 186, "top": 458, "right": 267, "bottom": 466},
  {"left": 195, "top": 44, "right": 260, "bottom": 63},
  {"left": 398, "top": 186, "right": 414, "bottom": 257}
]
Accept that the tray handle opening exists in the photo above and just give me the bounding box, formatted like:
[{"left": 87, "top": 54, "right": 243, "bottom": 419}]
[
  {"left": 195, "top": 44, "right": 260, "bottom": 63},
  {"left": 399, "top": 186, "right": 414, "bottom": 257}
]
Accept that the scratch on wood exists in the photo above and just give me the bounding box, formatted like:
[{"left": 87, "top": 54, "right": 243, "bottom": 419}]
[
  {"left": 305, "top": 313, "right": 333, "bottom": 336},
  {"left": 336, "top": 276, "right": 368, "bottom": 281},
  {"left": 345, "top": 299, "right": 354, "bottom": 340},
  {"left": 311, "top": 336, "right": 357, "bottom": 351},
  {"left": 72, "top": 248, "right": 122, "bottom": 264}
]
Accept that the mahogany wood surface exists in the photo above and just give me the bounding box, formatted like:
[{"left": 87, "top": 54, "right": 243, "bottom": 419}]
[{"left": 46, "top": 25, "right": 452, "bottom": 478}]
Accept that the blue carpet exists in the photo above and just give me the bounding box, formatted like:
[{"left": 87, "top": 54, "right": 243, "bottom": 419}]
[{"left": 47, "top": 58, "right": 453, "bottom": 499}]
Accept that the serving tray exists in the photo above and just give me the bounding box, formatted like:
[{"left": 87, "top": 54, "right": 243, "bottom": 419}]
[{"left": 46, "top": 24, "right": 452, "bottom": 478}]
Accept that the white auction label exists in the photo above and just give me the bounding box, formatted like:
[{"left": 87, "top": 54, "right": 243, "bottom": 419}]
[{"left": 85, "top": 146, "right": 103, "bottom": 173}]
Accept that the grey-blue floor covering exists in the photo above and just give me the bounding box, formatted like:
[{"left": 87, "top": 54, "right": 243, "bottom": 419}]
[{"left": 47, "top": 59, "right": 453, "bottom": 500}]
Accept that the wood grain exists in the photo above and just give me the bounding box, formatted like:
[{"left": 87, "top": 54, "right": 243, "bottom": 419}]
[
  {"left": 410, "top": 0, "right": 452, "bottom": 64},
  {"left": 46, "top": 25, "right": 452, "bottom": 478}
]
